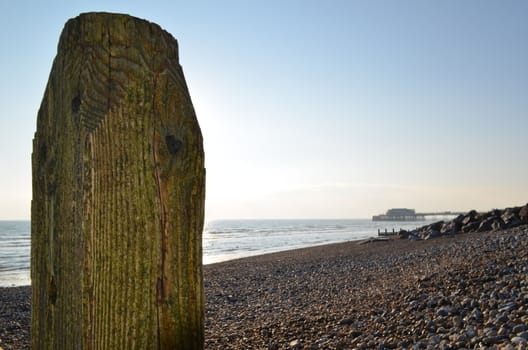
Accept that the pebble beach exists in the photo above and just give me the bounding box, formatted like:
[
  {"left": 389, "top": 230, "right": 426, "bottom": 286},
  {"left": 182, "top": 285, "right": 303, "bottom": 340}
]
[{"left": 1, "top": 225, "right": 527, "bottom": 349}]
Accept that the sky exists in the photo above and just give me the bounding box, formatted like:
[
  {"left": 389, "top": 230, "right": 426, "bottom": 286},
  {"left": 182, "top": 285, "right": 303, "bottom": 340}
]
[{"left": 0, "top": 1, "right": 527, "bottom": 220}]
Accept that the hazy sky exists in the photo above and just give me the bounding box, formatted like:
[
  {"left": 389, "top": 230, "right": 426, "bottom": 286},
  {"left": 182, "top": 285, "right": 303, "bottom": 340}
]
[{"left": 1, "top": 1, "right": 527, "bottom": 220}]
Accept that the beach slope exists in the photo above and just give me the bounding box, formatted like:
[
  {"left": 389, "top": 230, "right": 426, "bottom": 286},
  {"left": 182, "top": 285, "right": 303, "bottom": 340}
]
[{"left": 1, "top": 226, "right": 527, "bottom": 349}]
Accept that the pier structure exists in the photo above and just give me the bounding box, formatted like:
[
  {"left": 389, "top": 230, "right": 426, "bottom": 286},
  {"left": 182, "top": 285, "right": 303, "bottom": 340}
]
[{"left": 372, "top": 208, "right": 465, "bottom": 221}]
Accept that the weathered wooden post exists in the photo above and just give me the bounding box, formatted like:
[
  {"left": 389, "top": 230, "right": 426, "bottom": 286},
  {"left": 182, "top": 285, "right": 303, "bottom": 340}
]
[{"left": 31, "top": 12, "right": 205, "bottom": 349}]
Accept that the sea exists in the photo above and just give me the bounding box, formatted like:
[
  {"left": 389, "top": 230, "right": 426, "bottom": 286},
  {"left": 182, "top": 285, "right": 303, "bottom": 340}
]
[{"left": 0, "top": 219, "right": 438, "bottom": 287}]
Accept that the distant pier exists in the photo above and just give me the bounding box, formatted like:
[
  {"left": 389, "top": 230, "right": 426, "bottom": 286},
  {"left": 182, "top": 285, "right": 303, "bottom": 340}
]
[{"left": 372, "top": 208, "right": 466, "bottom": 222}]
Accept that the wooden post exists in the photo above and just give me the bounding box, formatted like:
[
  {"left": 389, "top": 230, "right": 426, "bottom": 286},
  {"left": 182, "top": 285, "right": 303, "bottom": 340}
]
[{"left": 31, "top": 13, "right": 205, "bottom": 349}]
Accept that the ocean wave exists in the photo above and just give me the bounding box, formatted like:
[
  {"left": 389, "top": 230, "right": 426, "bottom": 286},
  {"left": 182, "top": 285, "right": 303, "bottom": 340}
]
[{"left": 0, "top": 219, "right": 437, "bottom": 286}]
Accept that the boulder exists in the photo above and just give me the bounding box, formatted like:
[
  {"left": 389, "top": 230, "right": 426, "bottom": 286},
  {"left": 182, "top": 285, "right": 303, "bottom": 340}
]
[
  {"left": 406, "top": 205, "right": 525, "bottom": 241},
  {"left": 489, "top": 209, "right": 502, "bottom": 218},
  {"left": 425, "top": 230, "right": 441, "bottom": 240},
  {"left": 491, "top": 219, "right": 505, "bottom": 231},
  {"left": 398, "top": 230, "right": 410, "bottom": 239},
  {"left": 429, "top": 221, "right": 444, "bottom": 232},
  {"left": 478, "top": 217, "right": 499, "bottom": 232},
  {"left": 462, "top": 210, "right": 478, "bottom": 226},
  {"left": 505, "top": 206, "right": 521, "bottom": 216},
  {"left": 440, "top": 221, "right": 458, "bottom": 235},
  {"left": 453, "top": 214, "right": 465, "bottom": 224},
  {"left": 501, "top": 211, "right": 521, "bottom": 228},
  {"left": 408, "top": 232, "right": 421, "bottom": 241},
  {"left": 462, "top": 221, "right": 480, "bottom": 233},
  {"left": 519, "top": 204, "right": 528, "bottom": 224}
]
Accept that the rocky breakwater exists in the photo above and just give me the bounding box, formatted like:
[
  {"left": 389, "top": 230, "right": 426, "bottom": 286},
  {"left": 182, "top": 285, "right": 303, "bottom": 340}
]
[{"left": 401, "top": 204, "right": 528, "bottom": 240}]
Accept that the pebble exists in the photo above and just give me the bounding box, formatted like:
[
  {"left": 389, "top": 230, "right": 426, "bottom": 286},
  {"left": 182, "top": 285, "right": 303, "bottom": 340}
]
[
  {"left": 513, "top": 325, "right": 528, "bottom": 334},
  {"left": 338, "top": 317, "right": 355, "bottom": 325},
  {"left": 288, "top": 339, "right": 301, "bottom": 349},
  {"left": 205, "top": 225, "right": 528, "bottom": 349},
  {"left": 513, "top": 336, "right": 527, "bottom": 342}
]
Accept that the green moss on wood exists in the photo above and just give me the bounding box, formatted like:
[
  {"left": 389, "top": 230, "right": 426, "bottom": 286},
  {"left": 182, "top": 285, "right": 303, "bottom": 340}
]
[{"left": 32, "top": 12, "right": 205, "bottom": 349}]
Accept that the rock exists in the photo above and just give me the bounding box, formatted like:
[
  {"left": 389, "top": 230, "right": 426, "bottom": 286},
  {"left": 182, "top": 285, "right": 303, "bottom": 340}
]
[
  {"left": 511, "top": 336, "right": 528, "bottom": 344},
  {"left": 470, "top": 307, "right": 483, "bottom": 320},
  {"left": 425, "top": 230, "right": 441, "bottom": 240},
  {"left": 499, "top": 302, "right": 517, "bottom": 313},
  {"left": 440, "top": 221, "right": 456, "bottom": 234},
  {"left": 478, "top": 217, "right": 496, "bottom": 232},
  {"left": 462, "top": 210, "right": 478, "bottom": 225},
  {"left": 437, "top": 306, "right": 458, "bottom": 316},
  {"left": 513, "top": 325, "right": 528, "bottom": 334},
  {"left": 436, "top": 307, "right": 449, "bottom": 316},
  {"left": 408, "top": 233, "right": 421, "bottom": 241},
  {"left": 465, "top": 325, "right": 478, "bottom": 338},
  {"left": 402, "top": 206, "right": 526, "bottom": 238},
  {"left": 398, "top": 230, "right": 409, "bottom": 239},
  {"left": 338, "top": 317, "right": 355, "bottom": 325},
  {"left": 430, "top": 221, "right": 445, "bottom": 231},
  {"left": 519, "top": 204, "right": 528, "bottom": 224},
  {"left": 260, "top": 327, "right": 272, "bottom": 337},
  {"left": 502, "top": 212, "right": 522, "bottom": 228},
  {"left": 488, "top": 209, "right": 503, "bottom": 219},
  {"left": 413, "top": 341, "right": 428, "bottom": 349},
  {"left": 289, "top": 339, "right": 301, "bottom": 349},
  {"left": 226, "top": 294, "right": 238, "bottom": 303},
  {"left": 397, "top": 341, "right": 409, "bottom": 348},
  {"left": 482, "top": 335, "right": 507, "bottom": 345},
  {"left": 453, "top": 214, "right": 465, "bottom": 224},
  {"left": 492, "top": 219, "right": 506, "bottom": 231},
  {"left": 498, "top": 325, "right": 509, "bottom": 336},
  {"left": 268, "top": 343, "right": 279, "bottom": 350},
  {"left": 518, "top": 331, "right": 528, "bottom": 340},
  {"left": 462, "top": 221, "right": 480, "bottom": 233}
]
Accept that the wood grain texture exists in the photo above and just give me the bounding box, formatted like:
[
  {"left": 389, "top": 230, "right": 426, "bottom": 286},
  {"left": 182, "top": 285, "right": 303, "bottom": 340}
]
[{"left": 31, "top": 12, "right": 205, "bottom": 349}]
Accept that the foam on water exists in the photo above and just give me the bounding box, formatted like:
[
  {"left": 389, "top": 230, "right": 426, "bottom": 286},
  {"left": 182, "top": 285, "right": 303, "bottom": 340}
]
[
  {"left": 202, "top": 219, "right": 435, "bottom": 264},
  {"left": 0, "top": 221, "right": 31, "bottom": 286}
]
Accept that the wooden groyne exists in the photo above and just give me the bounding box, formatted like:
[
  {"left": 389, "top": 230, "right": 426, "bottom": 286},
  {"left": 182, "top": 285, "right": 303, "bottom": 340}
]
[
  {"left": 32, "top": 13, "right": 205, "bottom": 349},
  {"left": 378, "top": 228, "right": 398, "bottom": 236}
]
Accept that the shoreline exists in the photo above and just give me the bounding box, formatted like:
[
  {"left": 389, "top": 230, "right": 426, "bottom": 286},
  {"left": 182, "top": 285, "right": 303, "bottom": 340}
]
[
  {"left": 0, "top": 218, "right": 429, "bottom": 283},
  {"left": 1, "top": 226, "right": 527, "bottom": 349}
]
